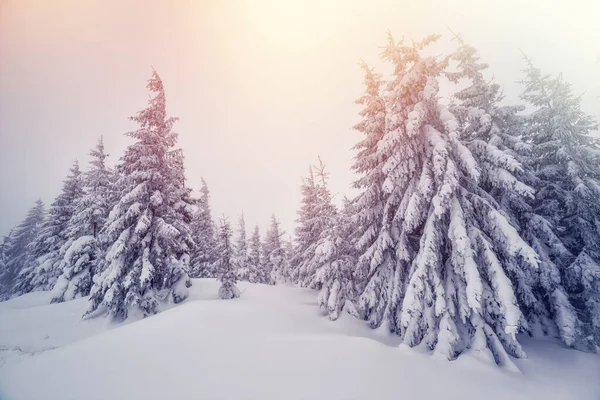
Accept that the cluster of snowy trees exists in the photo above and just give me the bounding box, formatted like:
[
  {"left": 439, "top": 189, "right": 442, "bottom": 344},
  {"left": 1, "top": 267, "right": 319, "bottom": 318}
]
[
  {"left": 0, "top": 70, "right": 293, "bottom": 318},
  {"left": 287, "top": 33, "right": 600, "bottom": 366},
  {"left": 0, "top": 32, "right": 598, "bottom": 365}
]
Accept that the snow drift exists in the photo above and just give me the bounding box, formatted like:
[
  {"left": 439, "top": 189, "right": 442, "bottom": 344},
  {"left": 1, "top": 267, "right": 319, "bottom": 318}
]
[{"left": 0, "top": 279, "right": 598, "bottom": 400}]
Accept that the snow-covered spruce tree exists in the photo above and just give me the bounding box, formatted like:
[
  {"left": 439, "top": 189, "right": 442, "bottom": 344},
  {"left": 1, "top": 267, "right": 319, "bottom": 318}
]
[
  {"left": 0, "top": 231, "right": 12, "bottom": 297},
  {"left": 520, "top": 58, "right": 600, "bottom": 349},
  {"left": 283, "top": 235, "right": 294, "bottom": 273},
  {"left": 446, "top": 37, "right": 581, "bottom": 347},
  {"left": 310, "top": 162, "right": 339, "bottom": 288},
  {"left": 353, "top": 35, "right": 541, "bottom": 366},
  {"left": 292, "top": 158, "right": 338, "bottom": 288},
  {"left": 190, "top": 178, "right": 218, "bottom": 278},
  {"left": 85, "top": 70, "right": 194, "bottom": 320},
  {"left": 248, "top": 225, "right": 269, "bottom": 284},
  {"left": 263, "top": 215, "right": 287, "bottom": 285},
  {"left": 0, "top": 232, "right": 10, "bottom": 296},
  {"left": 164, "top": 146, "right": 196, "bottom": 277},
  {"left": 216, "top": 218, "right": 240, "bottom": 299},
  {"left": 233, "top": 213, "right": 250, "bottom": 281},
  {"left": 14, "top": 162, "right": 84, "bottom": 295},
  {"left": 52, "top": 137, "right": 114, "bottom": 303},
  {"left": 350, "top": 60, "right": 395, "bottom": 329},
  {"left": 290, "top": 167, "right": 323, "bottom": 287},
  {"left": 0, "top": 200, "right": 45, "bottom": 300},
  {"left": 315, "top": 197, "right": 358, "bottom": 320}
]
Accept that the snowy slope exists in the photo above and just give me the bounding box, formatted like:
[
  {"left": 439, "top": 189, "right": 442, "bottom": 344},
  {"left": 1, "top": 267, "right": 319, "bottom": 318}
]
[{"left": 0, "top": 279, "right": 598, "bottom": 400}]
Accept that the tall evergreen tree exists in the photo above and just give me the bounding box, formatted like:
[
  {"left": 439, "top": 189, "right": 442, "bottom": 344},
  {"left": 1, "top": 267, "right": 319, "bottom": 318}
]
[
  {"left": 164, "top": 144, "right": 196, "bottom": 276},
  {"left": 263, "top": 215, "right": 286, "bottom": 285},
  {"left": 52, "top": 137, "right": 113, "bottom": 303},
  {"left": 520, "top": 58, "right": 600, "bottom": 349},
  {"left": 447, "top": 36, "right": 581, "bottom": 348},
  {"left": 292, "top": 159, "right": 337, "bottom": 288},
  {"left": 352, "top": 35, "right": 541, "bottom": 367},
  {"left": 14, "top": 162, "right": 84, "bottom": 295},
  {"left": 216, "top": 218, "right": 240, "bottom": 299},
  {"left": 190, "top": 179, "right": 218, "bottom": 278},
  {"left": 0, "top": 200, "right": 45, "bottom": 299},
  {"left": 233, "top": 213, "right": 250, "bottom": 281},
  {"left": 309, "top": 157, "right": 339, "bottom": 276},
  {"left": 283, "top": 234, "right": 294, "bottom": 274},
  {"left": 350, "top": 61, "right": 391, "bottom": 328},
  {"left": 248, "top": 225, "right": 268, "bottom": 284},
  {"left": 290, "top": 167, "right": 322, "bottom": 286},
  {"left": 0, "top": 231, "right": 12, "bottom": 297},
  {"left": 315, "top": 197, "right": 357, "bottom": 320},
  {"left": 86, "top": 70, "right": 194, "bottom": 320}
]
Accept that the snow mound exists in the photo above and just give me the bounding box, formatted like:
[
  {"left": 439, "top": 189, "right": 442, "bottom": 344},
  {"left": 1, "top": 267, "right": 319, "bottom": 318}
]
[{"left": 0, "top": 279, "right": 598, "bottom": 400}]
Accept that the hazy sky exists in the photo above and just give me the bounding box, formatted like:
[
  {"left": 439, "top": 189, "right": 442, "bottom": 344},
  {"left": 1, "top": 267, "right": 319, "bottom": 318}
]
[{"left": 1, "top": 0, "right": 599, "bottom": 237}]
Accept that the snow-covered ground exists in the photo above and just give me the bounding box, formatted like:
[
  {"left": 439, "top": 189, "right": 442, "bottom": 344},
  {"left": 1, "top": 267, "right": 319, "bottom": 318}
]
[{"left": 0, "top": 279, "right": 598, "bottom": 400}]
